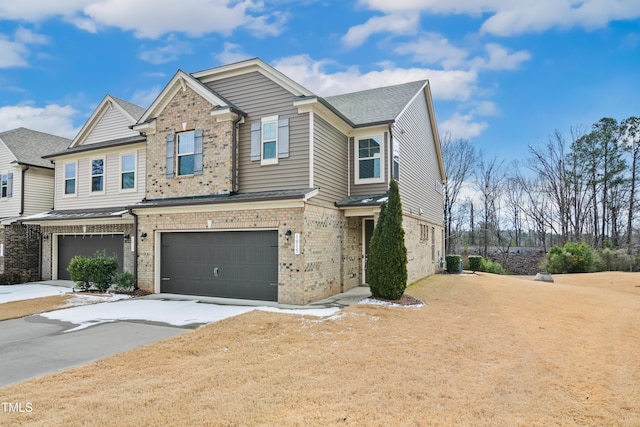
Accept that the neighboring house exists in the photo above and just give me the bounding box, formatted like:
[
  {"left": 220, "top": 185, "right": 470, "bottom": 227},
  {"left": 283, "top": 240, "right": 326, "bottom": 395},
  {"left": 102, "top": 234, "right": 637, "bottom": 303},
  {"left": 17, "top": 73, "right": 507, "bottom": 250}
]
[
  {"left": 22, "top": 95, "right": 146, "bottom": 280},
  {"left": 0, "top": 127, "right": 71, "bottom": 280},
  {"left": 129, "top": 58, "right": 445, "bottom": 304}
]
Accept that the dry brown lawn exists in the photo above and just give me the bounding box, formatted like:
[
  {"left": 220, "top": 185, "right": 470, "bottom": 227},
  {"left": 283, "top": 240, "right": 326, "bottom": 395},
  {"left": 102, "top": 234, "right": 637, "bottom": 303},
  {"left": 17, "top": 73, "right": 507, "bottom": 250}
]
[
  {"left": 1, "top": 272, "right": 639, "bottom": 426},
  {"left": 0, "top": 295, "right": 75, "bottom": 321}
]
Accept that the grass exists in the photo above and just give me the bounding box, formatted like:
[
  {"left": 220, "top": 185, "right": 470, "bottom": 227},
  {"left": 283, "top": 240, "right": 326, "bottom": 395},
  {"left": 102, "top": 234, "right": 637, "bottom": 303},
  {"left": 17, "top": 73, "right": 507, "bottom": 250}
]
[
  {"left": 0, "top": 295, "right": 74, "bottom": 321},
  {"left": 1, "top": 272, "right": 639, "bottom": 426}
]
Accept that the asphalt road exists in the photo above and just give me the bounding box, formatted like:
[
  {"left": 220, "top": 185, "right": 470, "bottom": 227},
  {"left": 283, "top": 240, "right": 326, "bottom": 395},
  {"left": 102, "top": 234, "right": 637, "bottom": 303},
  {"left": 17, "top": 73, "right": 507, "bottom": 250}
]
[{"left": 0, "top": 315, "right": 188, "bottom": 387}]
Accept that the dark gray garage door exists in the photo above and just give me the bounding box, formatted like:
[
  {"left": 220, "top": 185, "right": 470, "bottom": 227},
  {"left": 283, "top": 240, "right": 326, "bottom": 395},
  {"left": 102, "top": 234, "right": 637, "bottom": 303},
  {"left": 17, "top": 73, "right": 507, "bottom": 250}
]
[
  {"left": 57, "top": 234, "right": 124, "bottom": 280},
  {"left": 161, "top": 231, "right": 278, "bottom": 301}
]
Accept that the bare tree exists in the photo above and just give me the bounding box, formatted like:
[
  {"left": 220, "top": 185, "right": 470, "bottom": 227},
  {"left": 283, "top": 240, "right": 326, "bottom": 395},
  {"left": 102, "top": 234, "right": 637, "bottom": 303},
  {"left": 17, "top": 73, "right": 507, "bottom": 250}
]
[
  {"left": 475, "top": 154, "right": 504, "bottom": 257},
  {"left": 621, "top": 116, "right": 640, "bottom": 252},
  {"left": 442, "top": 134, "right": 475, "bottom": 254}
]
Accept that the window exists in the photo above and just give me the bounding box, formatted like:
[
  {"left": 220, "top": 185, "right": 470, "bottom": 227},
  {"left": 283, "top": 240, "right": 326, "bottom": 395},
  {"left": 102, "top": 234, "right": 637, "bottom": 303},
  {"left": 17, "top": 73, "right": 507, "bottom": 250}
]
[
  {"left": 64, "top": 162, "right": 76, "bottom": 195},
  {"left": 91, "top": 158, "right": 105, "bottom": 192},
  {"left": 166, "top": 130, "right": 203, "bottom": 178},
  {"left": 177, "top": 131, "right": 195, "bottom": 175},
  {"left": 261, "top": 116, "right": 278, "bottom": 165},
  {"left": 120, "top": 153, "right": 136, "bottom": 190},
  {"left": 1, "top": 174, "right": 7, "bottom": 198},
  {"left": 355, "top": 135, "right": 384, "bottom": 184},
  {"left": 420, "top": 224, "right": 428, "bottom": 241}
]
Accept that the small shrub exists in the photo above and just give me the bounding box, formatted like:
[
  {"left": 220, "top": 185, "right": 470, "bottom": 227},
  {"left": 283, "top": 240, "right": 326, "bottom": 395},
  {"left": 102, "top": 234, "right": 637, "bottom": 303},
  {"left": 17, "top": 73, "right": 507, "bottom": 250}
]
[
  {"left": 468, "top": 255, "right": 482, "bottom": 273},
  {"left": 68, "top": 256, "right": 92, "bottom": 291},
  {"left": 113, "top": 271, "right": 136, "bottom": 292},
  {"left": 89, "top": 254, "right": 118, "bottom": 292},
  {"left": 545, "top": 242, "right": 594, "bottom": 274},
  {"left": 446, "top": 254, "right": 462, "bottom": 273},
  {"left": 480, "top": 258, "right": 506, "bottom": 275}
]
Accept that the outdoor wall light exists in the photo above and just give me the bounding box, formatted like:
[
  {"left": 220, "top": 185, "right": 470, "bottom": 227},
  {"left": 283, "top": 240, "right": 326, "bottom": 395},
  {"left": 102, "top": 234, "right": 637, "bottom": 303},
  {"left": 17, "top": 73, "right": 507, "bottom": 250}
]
[
  {"left": 140, "top": 232, "right": 148, "bottom": 242},
  {"left": 285, "top": 230, "right": 292, "bottom": 241}
]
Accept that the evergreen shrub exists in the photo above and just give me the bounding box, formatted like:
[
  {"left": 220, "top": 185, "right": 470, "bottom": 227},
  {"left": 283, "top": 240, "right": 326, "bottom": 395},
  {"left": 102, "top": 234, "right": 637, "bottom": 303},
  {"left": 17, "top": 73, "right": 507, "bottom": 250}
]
[
  {"left": 468, "top": 255, "right": 482, "bottom": 273},
  {"left": 368, "top": 179, "right": 408, "bottom": 300},
  {"left": 446, "top": 254, "right": 462, "bottom": 273}
]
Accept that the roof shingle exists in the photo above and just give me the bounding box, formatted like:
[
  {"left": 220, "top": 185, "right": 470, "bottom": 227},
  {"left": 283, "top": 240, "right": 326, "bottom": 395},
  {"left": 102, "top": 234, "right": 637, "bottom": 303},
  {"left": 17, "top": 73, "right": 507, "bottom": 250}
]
[{"left": 0, "top": 127, "right": 72, "bottom": 169}]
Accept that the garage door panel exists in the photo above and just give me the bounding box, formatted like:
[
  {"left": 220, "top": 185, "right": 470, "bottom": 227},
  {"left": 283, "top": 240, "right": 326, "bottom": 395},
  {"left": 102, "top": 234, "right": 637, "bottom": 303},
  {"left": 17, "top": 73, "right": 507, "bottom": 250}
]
[{"left": 160, "top": 231, "right": 278, "bottom": 301}]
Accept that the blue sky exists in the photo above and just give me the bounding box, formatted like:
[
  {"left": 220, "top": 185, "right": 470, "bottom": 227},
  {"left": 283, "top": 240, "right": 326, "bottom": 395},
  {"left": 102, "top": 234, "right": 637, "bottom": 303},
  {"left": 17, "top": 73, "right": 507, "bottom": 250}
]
[{"left": 0, "top": 0, "right": 639, "bottom": 161}]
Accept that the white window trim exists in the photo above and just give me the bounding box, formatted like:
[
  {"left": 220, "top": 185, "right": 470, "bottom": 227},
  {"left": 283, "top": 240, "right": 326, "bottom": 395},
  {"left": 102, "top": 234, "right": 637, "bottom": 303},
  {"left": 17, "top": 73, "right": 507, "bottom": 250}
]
[
  {"left": 90, "top": 156, "right": 106, "bottom": 195},
  {"left": 177, "top": 130, "right": 195, "bottom": 176},
  {"left": 119, "top": 152, "right": 137, "bottom": 193},
  {"left": 354, "top": 133, "right": 385, "bottom": 184},
  {"left": 261, "top": 115, "right": 278, "bottom": 166},
  {"left": 63, "top": 161, "right": 77, "bottom": 197}
]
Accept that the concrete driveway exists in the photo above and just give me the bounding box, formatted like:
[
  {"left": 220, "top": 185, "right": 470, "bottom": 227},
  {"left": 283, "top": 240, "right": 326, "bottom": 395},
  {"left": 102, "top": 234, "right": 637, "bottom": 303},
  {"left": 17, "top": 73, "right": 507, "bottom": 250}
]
[{"left": 0, "top": 315, "right": 188, "bottom": 388}]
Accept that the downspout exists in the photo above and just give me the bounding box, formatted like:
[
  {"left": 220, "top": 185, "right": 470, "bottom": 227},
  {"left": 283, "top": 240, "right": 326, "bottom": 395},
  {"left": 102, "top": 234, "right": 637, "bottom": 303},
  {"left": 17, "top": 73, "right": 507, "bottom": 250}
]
[
  {"left": 231, "top": 114, "right": 243, "bottom": 193},
  {"left": 19, "top": 166, "right": 29, "bottom": 215},
  {"left": 388, "top": 124, "right": 394, "bottom": 186},
  {"left": 129, "top": 208, "right": 139, "bottom": 290}
]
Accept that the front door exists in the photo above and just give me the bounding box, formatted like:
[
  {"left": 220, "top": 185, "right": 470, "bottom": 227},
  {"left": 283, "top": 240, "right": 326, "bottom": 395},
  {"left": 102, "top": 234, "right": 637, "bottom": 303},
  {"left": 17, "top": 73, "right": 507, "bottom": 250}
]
[{"left": 363, "top": 219, "right": 375, "bottom": 284}]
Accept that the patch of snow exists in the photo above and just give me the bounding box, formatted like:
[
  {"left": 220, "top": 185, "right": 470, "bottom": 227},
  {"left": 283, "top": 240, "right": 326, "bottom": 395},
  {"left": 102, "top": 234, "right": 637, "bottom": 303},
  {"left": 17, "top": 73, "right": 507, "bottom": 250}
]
[
  {"left": 359, "top": 297, "right": 425, "bottom": 308},
  {"left": 61, "top": 293, "right": 131, "bottom": 308},
  {"left": 258, "top": 306, "right": 340, "bottom": 317},
  {"left": 0, "top": 284, "right": 73, "bottom": 304},
  {"left": 376, "top": 196, "right": 389, "bottom": 202},
  {"left": 361, "top": 198, "right": 373, "bottom": 203},
  {"left": 40, "top": 299, "right": 341, "bottom": 332}
]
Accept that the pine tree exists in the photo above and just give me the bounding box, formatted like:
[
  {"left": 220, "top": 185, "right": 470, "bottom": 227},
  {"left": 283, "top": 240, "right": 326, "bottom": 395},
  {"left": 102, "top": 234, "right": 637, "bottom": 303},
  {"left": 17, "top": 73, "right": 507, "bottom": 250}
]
[{"left": 368, "top": 179, "right": 408, "bottom": 300}]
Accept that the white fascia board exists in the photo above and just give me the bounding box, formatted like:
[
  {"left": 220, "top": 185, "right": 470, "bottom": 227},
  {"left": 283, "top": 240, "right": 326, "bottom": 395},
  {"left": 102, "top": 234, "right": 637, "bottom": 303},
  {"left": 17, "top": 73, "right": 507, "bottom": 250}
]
[
  {"left": 131, "top": 198, "right": 306, "bottom": 216},
  {"left": 294, "top": 98, "right": 352, "bottom": 135},
  {"left": 193, "top": 58, "right": 314, "bottom": 97},
  {"left": 137, "top": 71, "right": 229, "bottom": 125},
  {"left": 132, "top": 120, "right": 156, "bottom": 135}
]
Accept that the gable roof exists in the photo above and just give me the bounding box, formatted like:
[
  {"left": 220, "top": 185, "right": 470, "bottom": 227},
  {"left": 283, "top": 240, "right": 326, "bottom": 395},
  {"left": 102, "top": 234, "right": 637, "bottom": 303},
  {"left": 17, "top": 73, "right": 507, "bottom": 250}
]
[
  {"left": 192, "top": 57, "right": 315, "bottom": 98},
  {"left": 0, "top": 127, "right": 72, "bottom": 169},
  {"left": 323, "top": 80, "right": 427, "bottom": 127},
  {"left": 136, "top": 70, "right": 240, "bottom": 127},
  {"left": 70, "top": 94, "right": 146, "bottom": 148}
]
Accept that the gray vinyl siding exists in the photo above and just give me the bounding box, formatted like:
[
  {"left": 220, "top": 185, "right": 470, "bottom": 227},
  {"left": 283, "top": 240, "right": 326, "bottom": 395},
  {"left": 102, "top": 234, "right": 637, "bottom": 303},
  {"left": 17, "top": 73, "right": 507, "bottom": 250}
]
[
  {"left": 395, "top": 92, "right": 443, "bottom": 224},
  {"left": 349, "top": 131, "right": 390, "bottom": 196},
  {"left": 54, "top": 146, "right": 146, "bottom": 210},
  {"left": 313, "top": 114, "right": 348, "bottom": 203},
  {"left": 23, "top": 168, "right": 55, "bottom": 215},
  {"left": 84, "top": 108, "right": 140, "bottom": 145},
  {"left": 205, "top": 72, "right": 310, "bottom": 193}
]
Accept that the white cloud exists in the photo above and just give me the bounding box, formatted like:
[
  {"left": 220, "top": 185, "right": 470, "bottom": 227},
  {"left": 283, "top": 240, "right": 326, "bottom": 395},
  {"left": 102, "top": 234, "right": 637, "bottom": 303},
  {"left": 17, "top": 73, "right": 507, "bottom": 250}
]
[
  {"left": 271, "top": 54, "right": 478, "bottom": 100},
  {"left": 0, "top": 27, "right": 49, "bottom": 68},
  {"left": 394, "top": 33, "right": 469, "bottom": 69},
  {"left": 470, "top": 43, "right": 531, "bottom": 71},
  {"left": 0, "top": 0, "right": 286, "bottom": 39},
  {"left": 470, "top": 100, "right": 499, "bottom": 117},
  {"left": 131, "top": 86, "right": 162, "bottom": 108},
  {"left": 342, "top": 12, "right": 420, "bottom": 47},
  {"left": 139, "top": 37, "right": 192, "bottom": 64},
  {"left": 439, "top": 112, "right": 488, "bottom": 139},
  {"left": 0, "top": 104, "right": 79, "bottom": 138},
  {"left": 356, "top": 0, "right": 640, "bottom": 36},
  {"left": 217, "top": 42, "right": 252, "bottom": 64}
]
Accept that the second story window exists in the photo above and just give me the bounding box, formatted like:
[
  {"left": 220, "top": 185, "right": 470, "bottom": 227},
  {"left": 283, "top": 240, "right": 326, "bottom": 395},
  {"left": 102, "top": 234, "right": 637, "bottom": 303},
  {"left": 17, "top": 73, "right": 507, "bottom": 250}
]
[
  {"left": 91, "top": 158, "right": 105, "bottom": 192},
  {"left": 165, "top": 130, "right": 203, "bottom": 178},
  {"left": 355, "top": 135, "right": 384, "bottom": 184},
  {"left": 121, "top": 153, "right": 136, "bottom": 190},
  {"left": 1, "top": 173, "right": 11, "bottom": 199},
  {"left": 64, "top": 162, "right": 76, "bottom": 195},
  {"left": 177, "top": 131, "right": 195, "bottom": 176},
  {"left": 261, "top": 116, "right": 278, "bottom": 165}
]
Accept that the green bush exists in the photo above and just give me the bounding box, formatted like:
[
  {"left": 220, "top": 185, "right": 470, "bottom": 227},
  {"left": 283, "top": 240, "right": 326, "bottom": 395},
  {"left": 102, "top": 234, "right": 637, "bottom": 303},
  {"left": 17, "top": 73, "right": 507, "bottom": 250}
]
[
  {"left": 68, "top": 256, "right": 92, "bottom": 291},
  {"left": 468, "top": 255, "right": 482, "bottom": 273},
  {"left": 67, "top": 252, "right": 119, "bottom": 292},
  {"left": 113, "top": 271, "right": 136, "bottom": 292},
  {"left": 480, "top": 258, "right": 506, "bottom": 275},
  {"left": 446, "top": 254, "right": 462, "bottom": 273},
  {"left": 89, "top": 254, "right": 118, "bottom": 292},
  {"left": 368, "top": 179, "right": 408, "bottom": 300},
  {"left": 545, "top": 242, "right": 594, "bottom": 274}
]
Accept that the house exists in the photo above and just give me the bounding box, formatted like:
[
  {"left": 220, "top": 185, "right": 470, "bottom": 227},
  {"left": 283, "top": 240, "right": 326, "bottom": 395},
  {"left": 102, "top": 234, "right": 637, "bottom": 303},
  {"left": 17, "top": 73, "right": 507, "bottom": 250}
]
[
  {"left": 22, "top": 95, "right": 146, "bottom": 280},
  {"left": 0, "top": 128, "right": 71, "bottom": 281},
  {"left": 129, "top": 58, "right": 445, "bottom": 304}
]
